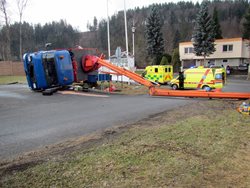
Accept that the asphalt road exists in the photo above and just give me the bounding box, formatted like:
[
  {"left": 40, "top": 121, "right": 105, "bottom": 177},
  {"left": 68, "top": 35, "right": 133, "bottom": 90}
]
[
  {"left": 0, "top": 84, "right": 193, "bottom": 160},
  {"left": 0, "top": 79, "right": 249, "bottom": 160}
]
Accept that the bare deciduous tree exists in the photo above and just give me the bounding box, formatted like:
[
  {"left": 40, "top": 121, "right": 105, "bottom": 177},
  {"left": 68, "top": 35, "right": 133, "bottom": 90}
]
[
  {"left": 16, "top": 0, "right": 28, "bottom": 60},
  {"left": 0, "top": 0, "right": 11, "bottom": 60}
]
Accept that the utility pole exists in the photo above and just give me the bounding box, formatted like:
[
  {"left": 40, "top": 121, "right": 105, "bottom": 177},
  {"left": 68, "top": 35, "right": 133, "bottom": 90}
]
[
  {"left": 247, "top": 41, "right": 250, "bottom": 80},
  {"left": 107, "top": 0, "right": 111, "bottom": 60},
  {"left": 124, "top": 0, "right": 129, "bottom": 58},
  {"left": 132, "top": 20, "right": 136, "bottom": 57},
  {"left": 248, "top": 64, "right": 250, "bottom": 80}
]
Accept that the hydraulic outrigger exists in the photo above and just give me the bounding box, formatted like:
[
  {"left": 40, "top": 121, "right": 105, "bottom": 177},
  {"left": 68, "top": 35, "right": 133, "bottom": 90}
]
[{"left": 94, "top": 56, "right": 250, "bottom": 100}]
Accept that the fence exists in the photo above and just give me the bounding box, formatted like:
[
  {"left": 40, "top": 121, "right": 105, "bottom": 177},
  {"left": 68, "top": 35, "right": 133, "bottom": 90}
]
[{"left": 0, "top": 61, "right": 25, "bottom": 76}]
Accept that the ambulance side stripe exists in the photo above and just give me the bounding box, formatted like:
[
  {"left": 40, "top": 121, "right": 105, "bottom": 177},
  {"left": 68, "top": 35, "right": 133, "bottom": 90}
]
[{"left": 197, "top": 69, "right": 210, "bottom": 89}]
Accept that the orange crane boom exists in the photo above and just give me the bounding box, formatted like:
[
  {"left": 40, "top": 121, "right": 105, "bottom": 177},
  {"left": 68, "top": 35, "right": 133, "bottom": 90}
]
[
  {"left": 93, "top": 56, "right": 250, "bottom": 100},
  {"left": 149, "top": 87, "right": 250, "bottom": 99},
  {"left": 97, "top": 58, "right": 156, "bottom": 88}
]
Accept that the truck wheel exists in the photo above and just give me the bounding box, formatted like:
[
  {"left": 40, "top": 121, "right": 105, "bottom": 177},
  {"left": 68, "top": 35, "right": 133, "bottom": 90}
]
[
  {"left": 172, "top": 84, "right": 178, "bottom": 90},
  {"left": 42, "top": 89, "right": 53, "bottom": 96}
]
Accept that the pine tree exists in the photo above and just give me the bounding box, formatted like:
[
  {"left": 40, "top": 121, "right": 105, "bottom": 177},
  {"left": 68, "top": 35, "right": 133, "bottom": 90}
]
[
  {"left": 160, "top": 56, "right": 169, "bottom": 65},
  {"left": 145, "top": 5, "right": 164, "bottom": 65},
  {"left": 93, "top": 17, "right": 98, "bottom": 31},
  {"left": 243, "top": 7, "right": 250, "bottom": 39},
  {"left": 172, "top": 29, "right": 181, "bottom": 49},
  {"left": 87, "top": 17, "right": 98, "bottom": 32},
  {"left": 172, "top": 48, "right": 181, "bottom": 72},
  {"left": 192, "top": 1, "right": 215, "bottom": 66},
  {"left": 212, "top": 8, "right": 223, "bottom": 39}
]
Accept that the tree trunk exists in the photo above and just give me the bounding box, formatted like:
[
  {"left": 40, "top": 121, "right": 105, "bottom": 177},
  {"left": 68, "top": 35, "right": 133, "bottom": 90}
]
[
  {"left": 16, "top": 0, "right": 28, "bottom": 60},
  {"left": 5, "top": 26, "right": 11, "bottom": 61},
  {"left": 1, "top": 0, "right": 11, "bottom": 60},
  {"left": 201, "top": 55, "right": 206, "bottom": 67},
  {"left": 19, "top": 19, "right": 22, "bottom": 61}
]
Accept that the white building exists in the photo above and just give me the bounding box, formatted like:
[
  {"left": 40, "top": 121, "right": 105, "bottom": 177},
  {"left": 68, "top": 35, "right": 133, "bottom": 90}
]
[{"left": 179, "top": 38, "right": 250, "bottom": 68}]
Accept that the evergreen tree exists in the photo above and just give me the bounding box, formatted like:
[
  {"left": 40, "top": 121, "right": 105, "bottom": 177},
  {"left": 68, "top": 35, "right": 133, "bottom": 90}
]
[
  {"left": 160, "top": 56, "right": 169, "bottom": 65},
  {"left": 93, "top": 16, "right": 98, "bottom": 31},
  {"left": 192, "top": 1, "right": 215, "bottom": 65},
  {"left": 243, "top": 7, "right": 250, "bottom": 39},
  {"left": 171, "top": 48, "right": 181, "bottom": 72},
  {"left": 212, "top": 8, "right": 223, "bottom": 39},
  {"left": 145, "top": 5, "right": 164, "bottom": 65},
  {"left": 172, "top": 29, "right": 181, "bottom": 49},
  {"left": 163, "top": 53, "right": 172, "bottom": 64},
  {"left": 87, "top": 17, "right": 98, "bottom": 32}
]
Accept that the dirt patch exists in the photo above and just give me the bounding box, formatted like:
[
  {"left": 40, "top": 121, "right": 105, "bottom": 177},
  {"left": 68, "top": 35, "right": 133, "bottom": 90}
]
[{"left": 0, "top": 133, "right": 103, "bottom": 175}]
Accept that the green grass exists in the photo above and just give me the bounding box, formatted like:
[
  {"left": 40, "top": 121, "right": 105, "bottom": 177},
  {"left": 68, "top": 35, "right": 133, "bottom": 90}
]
[
  {"left": 0, "top": 76, "right": 27, "bottom": 84},
  {"left": 1, "top": 101, "right": 250, "bottom": 187},
  {"left": 135, "top": 70, "right": 145, "bottom": 75}
]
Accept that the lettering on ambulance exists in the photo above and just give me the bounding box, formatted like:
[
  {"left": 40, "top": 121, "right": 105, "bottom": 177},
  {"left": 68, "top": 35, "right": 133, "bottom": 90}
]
[{"left": 197, "top": 69, "right": 211, "bottom": 89}]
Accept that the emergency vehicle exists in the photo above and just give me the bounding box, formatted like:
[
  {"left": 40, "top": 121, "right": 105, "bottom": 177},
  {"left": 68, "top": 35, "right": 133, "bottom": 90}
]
[
  {"left": 142, "top": 65, "right": 173, "bottom": 84},
  {"left": 170, "top": 66, "right": 226, "bottom": 90}
]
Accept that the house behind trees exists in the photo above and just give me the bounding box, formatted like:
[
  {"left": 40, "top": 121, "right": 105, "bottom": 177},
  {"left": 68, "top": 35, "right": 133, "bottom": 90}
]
[{"left": 179, "top": 38, "right": 249, "bottom": 69}]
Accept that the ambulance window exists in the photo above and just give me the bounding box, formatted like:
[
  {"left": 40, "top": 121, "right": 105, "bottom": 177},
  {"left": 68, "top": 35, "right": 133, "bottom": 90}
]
[
  {"left": 168, "top": 68, "right": 171, "bottom": 72},
  {"left": 155, "top": 68, "right": 158, "bottom": 73},
  {"left": 165, "top": 68, "right": 168, "bottom": 72},
  {"left": 215, "top": 73, "right": 222, "bottom": 80}
]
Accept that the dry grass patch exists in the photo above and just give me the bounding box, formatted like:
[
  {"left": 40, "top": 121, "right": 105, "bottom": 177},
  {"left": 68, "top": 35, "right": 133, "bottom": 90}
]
[{"left": 0, "top": 76, "right": 27, "bottom": 84}]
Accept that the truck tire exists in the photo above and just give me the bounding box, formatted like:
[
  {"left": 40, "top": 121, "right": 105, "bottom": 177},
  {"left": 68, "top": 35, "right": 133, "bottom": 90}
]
[{"left": 42, "top": 90, "right": 53, "bottom": 96}]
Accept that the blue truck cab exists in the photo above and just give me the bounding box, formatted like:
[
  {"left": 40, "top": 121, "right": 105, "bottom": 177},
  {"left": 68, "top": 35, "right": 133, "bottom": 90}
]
[{"left": 23, "top": 50, "right": 74, "bottom": 90}]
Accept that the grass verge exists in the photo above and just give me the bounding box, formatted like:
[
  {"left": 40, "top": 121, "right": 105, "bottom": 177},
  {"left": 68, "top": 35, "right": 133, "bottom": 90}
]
[
  {"left": 0, "top": 76, "right": 27, "bottom": 85},
  {"left": 0, "top": 100, "right": 250, "bottom": 187}
]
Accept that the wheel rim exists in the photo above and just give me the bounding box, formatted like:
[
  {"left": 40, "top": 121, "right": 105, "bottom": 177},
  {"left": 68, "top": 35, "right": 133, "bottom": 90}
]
[
  {"left": 202, "top": 86, "right": 210, "bottom": 91},
  {"left": 172, "top": 85, "right": 178, "bottom": 90}
]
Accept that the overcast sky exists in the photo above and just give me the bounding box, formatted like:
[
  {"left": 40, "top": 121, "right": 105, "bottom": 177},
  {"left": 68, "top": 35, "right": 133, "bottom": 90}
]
[{"left": 5, "top": 0, "right": 202, "bottom": 31}]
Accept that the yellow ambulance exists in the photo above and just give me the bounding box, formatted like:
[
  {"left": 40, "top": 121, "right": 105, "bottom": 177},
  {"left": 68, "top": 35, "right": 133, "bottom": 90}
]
[
  {"left": 170, "top": 66, "right": 226, "bottom": 90},
  {"left": 142, "top": 65, "right": 173, "bottom": 84}
]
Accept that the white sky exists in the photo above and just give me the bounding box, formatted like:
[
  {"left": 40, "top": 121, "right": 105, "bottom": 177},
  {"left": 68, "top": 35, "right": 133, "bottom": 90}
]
[{"left": 4, "top": 0, "right": 201, "bottom": 31}]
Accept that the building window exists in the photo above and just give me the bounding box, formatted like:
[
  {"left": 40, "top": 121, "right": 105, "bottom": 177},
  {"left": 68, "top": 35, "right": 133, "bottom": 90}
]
[
  {"left": 155, "top": 68, "right": 158, "bottom": 73},
  {"left": 229, "top": 45, "right": 233, "bottom": 51},
  {"left": 222, "top": 44, "right": 233, "bottom": 52},
  {"left": 184, "top": 47, "right": 194, "bottom": 54},
  {"left": 190, "top": 47, "right": 194, "bottom": 53},
  {"left": 222, "top": 59, "right": 228, "bottom": 63}
]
